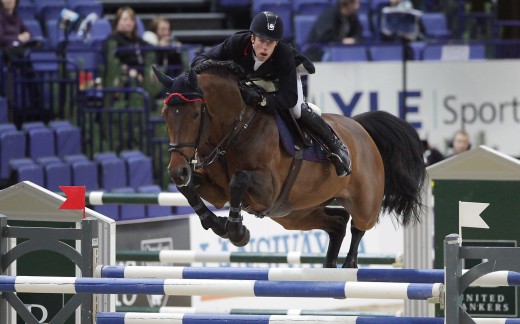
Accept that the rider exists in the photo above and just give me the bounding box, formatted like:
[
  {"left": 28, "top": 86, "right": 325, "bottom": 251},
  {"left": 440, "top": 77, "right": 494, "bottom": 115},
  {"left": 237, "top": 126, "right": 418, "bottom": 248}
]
[{"left": 191, "top": 11, "right": 351, "bottom": 176}]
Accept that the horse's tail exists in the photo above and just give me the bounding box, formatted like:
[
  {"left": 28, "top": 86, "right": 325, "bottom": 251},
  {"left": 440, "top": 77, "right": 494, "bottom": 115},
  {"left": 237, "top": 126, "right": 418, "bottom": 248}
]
[{"left": 352, "top": 111, "right": 425, "bottom": 226}]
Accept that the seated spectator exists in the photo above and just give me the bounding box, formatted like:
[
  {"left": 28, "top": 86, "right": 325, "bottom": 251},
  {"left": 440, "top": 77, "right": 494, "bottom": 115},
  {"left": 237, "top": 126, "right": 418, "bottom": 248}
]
[
  {"left": 142, "top": 16, "right": 182, "bottom": 70},
  {"left": 305, "top": 0, "right": 363, "bottom": 61},
  {"left": 422, "top": 139, "right": 445, "bottom": 166},
  {"left": 105, "top": 6, "right": 150, "bottom": 84},
  {"left": 449, "top": 130, "right": 472, "bottom": 156},
  {"left": 0, "top": 0, "right": 32, "bottom": 63},
  {"left": 377, "top": 0, "right": 423, "bottom": 42}
]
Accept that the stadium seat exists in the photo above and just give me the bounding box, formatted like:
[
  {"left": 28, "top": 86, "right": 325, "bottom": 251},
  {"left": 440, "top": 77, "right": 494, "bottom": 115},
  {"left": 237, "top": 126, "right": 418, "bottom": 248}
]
[
  {"left": 138, "top": 184, "right": 172, "bottom": 217},
  {"left": 421, "top": 13, "right": 451, "bottom": 39},
  {"left": 44, "top": 161, "right": 72, "bottom": 191},
  {"left": 21, "top": 121, "right": 46, "bottom": 132},
  {"left": 293, "top": 0, "right": 329, "bottom": 15},
  {"left": 94, "top": 151, "right": 118, "bottom": 163},
  {"left": 9, "top": 158, "right": 36, "bottom": 172},
  {"left": 36, "top": 156, "right": 62, "bottom": 166},
  {"left": 0, "top": 131, "right": 26, "bottom": 179},
  {"left": 70, "top": 2, "right": 103, "bottom": 18},
  {"left": 126, "top": 155, "right": 153, "bottom": 188},
  {"left": 17, "top": 4, "right": 36, "bottom": 20},
  {"left": 16, "top": 163, "right": 45, "bottom": 186},
  {"left": 36, "top": 2, "right": 65, "bottom": 23},
  {"left": 0, "top": 97, "right": 8, "bottom": 124},
  {"left": 423, "top": 44, "right": 486, "bottom": 61},
  {"left": 71, "top": 159, "right": 98, "bottom": 190},
  {"left": 27, "top": 127, "right": 55, "bottom": 159},
  {"left": 293, "top": 15, "right": 318, "bottom": 50},
  {"left": 99, "top": 158, "right": 127, "bottom": 191},
  {"left": 29, "top": 50, "right": 59, "bottom": 72},
  {"left": 119, "top": 150, "right": 145, "bottom": 161},
  {"left": 218, "top": 0, "right": 250, "bottom": 9},
  {"left": 48, "top": 120, "right": 72, "bottom": 129},
  {"left": 369, "top": 45, "right": 403, "bottom": 61},
  {"left": 325, "top": 45, "right": 369, "bottom": 62},
  {"left": 0, "top": 123, "right": 15, "bottom": 135},
  {"left": 63, "top": 153, "right": 88, "bottom": 164},
  {"left": 54, "top": 126, "right": 81, "bottom": 157},
  {"left": 89, "top": 18, "right": 111, "bottom": 42},
  {"left": 358, "top": 14, "right": 373, "bottom": 41}
]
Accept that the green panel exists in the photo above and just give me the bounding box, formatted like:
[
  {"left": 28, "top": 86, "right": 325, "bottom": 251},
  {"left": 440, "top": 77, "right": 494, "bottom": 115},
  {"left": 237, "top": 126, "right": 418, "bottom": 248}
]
[
  {"left": 9, "top": 220, "right": 76, "bottom": 324},
  {"left": 433, "top": 180, "right": 520, "bottom": 317}
]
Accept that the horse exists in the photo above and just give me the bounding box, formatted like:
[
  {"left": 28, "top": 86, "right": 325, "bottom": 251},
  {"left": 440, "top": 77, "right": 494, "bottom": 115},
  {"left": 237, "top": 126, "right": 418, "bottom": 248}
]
[{"left": 153, "top": 61, "right": 425, "bottom": 268}]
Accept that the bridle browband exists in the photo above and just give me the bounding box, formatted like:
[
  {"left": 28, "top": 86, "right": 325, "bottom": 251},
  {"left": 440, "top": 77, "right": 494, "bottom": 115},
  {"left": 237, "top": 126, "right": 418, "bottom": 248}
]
[{"left": 165, "top": 88, "right": 257, "bottom": 171}]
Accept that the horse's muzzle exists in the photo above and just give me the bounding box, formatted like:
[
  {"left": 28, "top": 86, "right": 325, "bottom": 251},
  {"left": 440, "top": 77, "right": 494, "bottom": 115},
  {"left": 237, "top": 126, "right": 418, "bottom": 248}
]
[{"left": 168, "top": 163, "right": 192, "bottom": 187}]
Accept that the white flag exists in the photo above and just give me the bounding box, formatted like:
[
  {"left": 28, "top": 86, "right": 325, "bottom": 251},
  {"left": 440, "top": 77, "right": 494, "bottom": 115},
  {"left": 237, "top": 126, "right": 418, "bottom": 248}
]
[{"left": 459, "top": 201, "right": 490, "bottom": 238}]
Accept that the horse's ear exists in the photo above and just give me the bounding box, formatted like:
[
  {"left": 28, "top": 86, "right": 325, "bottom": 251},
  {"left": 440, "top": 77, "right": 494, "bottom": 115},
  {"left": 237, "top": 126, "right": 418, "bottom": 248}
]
[
  {"left": 152, "top": 65, "right": 174, "bottom": 89},
  {"left": 187, "top": 69, "right": 199, "bottom": 89}
]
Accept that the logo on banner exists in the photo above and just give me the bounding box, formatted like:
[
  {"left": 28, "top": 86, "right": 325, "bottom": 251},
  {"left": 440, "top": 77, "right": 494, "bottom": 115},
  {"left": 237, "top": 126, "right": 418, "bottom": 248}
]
[{"left": 141, "top": 238, "right": 174, "bottom": 307}]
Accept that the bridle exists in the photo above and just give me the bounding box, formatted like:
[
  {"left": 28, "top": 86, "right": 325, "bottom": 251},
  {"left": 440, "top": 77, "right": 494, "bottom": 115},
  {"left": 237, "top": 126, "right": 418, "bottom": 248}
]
[{"left": 165, "top": 88, "right": 257, "bottom": 172}]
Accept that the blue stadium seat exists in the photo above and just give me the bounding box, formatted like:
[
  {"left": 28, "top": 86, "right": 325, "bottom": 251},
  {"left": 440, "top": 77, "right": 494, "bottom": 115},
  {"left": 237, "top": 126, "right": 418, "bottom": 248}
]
[
  {"left": 94, "top": 151, "right": 118, "bottom": 163},
  {"left": 423, "top": 44, "right": 486, "bottom": 61},
  {"left": 0, "top": 123, "right": 15, "bottom": 135},
  {"left": 29, "top": 50, "right": 59, "bottom": 72},
  {"left": 325, "top": 45, "right": 369, "bottom": 62},
  {"left": 63, "top": 153, "right": 88, "bottom": 164},
  {"left": 0, "top": 97, "right": 7, "bottom": 124},
  {"left": 36, "top": 156, "right": 62, "bottom": 166},
  {"left": 21, "top": 121, "right": 46, "bottom": 132},
  {"left": 369, "top": 45, "right": 403, "bottom": 61},
  {"left": 70, "top": 2, "right": 103, "bottom": 18},
  {"left": 54, "top": 126, "right": 81, "bottom": 157},
  {"left": 115, "top": 187, "right": 145, "bottom": 220},
  {"left": 27, "top": 127, "right": 55, "bottom": 159},
  {"left": 48, "top": 120, "right": 72, "bottom": 130},
  {"left": 89, "top": 18, "right": 111, "bottom": 43},
  {"left": 293, "top": 15, "right": 318, "bottom": 50},
  {"left": 119, "top": 150, "right": 145, "bottom": 161},
  {"left": 17, "top": 3, "right": 36, "bottom": 20},
  {"left": 293, "top": 0, "right": 329, "bottom": 15},
  {"left": 0, "top": 131, "right": 26, "bottom": 179},
  {"left": 99, "top": 158, "right": 127, "bottom": 191},
  {"left": 44, "top": 161, "right": 72, "bottom": 191},
  {"left": 16, "top": 163, "right": 45, "bottom": 186},
  {"left": 71, "top": 159, "right": 98, "bottom": 190},
  {"left": 421, "top": 13, "right": 451, "bottom": 39},
  {"left": 9, "top": 158, "right": 36, "bottom": 172},
  {"left": 138, "top": 184, "right": 172, "bottom": 217},
  {"left": 218, "top": 0, "right": 250, "bottom": 9},
  {"left": 358, "top": 14, "right": 373, "bottom": 40},
  {"left": 126, "top": 155, "right": 153, "bottom": 187},
  {"left": 37, "top": 2, "right": 65, "bottom": 23}
]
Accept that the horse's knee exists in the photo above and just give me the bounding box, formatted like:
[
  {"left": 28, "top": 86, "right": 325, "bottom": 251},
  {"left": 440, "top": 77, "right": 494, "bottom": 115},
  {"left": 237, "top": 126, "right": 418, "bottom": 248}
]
[{"left": 230, "top": 170, "right": 252, "bottom": 193}]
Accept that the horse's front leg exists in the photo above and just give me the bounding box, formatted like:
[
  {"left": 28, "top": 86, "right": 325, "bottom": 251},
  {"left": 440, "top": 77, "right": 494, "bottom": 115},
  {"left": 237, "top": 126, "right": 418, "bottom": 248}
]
[
  {"left": 342, "top": 225, "right": 366, "bottom": 268},
  {"left": 226, "top": 170, "right": 252, "bottom": 247},
  {"left": 176, "top": 180, "right": 228, "bottom": 239}
]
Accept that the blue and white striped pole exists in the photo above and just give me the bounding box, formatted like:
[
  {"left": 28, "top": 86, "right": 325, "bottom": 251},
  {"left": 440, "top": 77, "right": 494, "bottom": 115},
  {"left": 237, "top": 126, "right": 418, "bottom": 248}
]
[
  {"left": 97, "top": 266, "right": 520, "bottom": 286},
  {"left": 0, "top": 275, "right": 442, "bottom": 301},
  {"left": 96, "top": 312, "right": 520, "bottom": 324}
]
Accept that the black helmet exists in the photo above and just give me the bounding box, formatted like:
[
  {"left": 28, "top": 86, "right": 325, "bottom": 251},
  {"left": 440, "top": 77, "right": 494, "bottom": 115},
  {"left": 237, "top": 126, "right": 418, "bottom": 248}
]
[{"left": 250, "top": 11, "right": 284, "bottom": 41}]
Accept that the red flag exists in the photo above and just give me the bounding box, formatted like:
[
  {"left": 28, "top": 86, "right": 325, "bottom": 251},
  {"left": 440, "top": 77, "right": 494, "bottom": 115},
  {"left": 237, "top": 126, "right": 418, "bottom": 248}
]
[{"left": 59, "top": 186, "right": 86, "bottom": 218}]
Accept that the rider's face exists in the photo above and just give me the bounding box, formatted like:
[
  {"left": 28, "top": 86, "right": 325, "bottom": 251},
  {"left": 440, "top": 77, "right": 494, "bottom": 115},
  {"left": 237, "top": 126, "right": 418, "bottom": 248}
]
[{"left": 251, "top": 35, "right": 278, "bottom": 62}]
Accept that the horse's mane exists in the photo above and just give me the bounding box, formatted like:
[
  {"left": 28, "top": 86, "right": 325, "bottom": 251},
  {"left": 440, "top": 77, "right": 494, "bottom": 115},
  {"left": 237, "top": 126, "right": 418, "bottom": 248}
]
[{"left": 193, "top": 60, "right": 245, "bottom": 79}]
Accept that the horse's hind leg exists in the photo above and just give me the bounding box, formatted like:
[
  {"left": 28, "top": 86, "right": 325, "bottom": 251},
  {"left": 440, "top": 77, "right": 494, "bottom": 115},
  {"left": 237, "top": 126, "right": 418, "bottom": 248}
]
[
  {"left": 177, "top": 181, "right": 228, "bottom": 238},
  {"left": 323, "top": 207, "right": 350, "bottom": 268},
  {"left": 227, "top": 170, "right": 251, "bottom": 247},
  {"left": 342, "top": 225, "right": 365, "bottom": 268}
]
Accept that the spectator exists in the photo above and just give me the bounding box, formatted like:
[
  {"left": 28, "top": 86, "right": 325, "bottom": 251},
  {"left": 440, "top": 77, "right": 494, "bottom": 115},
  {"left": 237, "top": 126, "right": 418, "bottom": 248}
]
[
  {"left": 449, "top": 130, "right": 472, "bottom": 156},
  {"left": 305, "top": 0, "right": 363, "bottom": 61},
  {"left": 105, "top": 6, "right": 150, "bottom": 83},
  {"left": 0, "top": 0, "right": 31, "bottom": 62},
  {"left": 422, "top": 139, "right": 445, "bottom": 166},
  {"left": 377, "top": 0, "right": 423, "bottom": 42},
  {"left": 142, "top": 16, "right": 183, "bottom": 72}
]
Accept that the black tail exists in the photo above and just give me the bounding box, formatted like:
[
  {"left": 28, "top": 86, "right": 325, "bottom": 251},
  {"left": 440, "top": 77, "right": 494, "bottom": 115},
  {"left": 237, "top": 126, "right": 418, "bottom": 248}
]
[{"left": 352, "top": 111, "right": 425, "bottom": 226}]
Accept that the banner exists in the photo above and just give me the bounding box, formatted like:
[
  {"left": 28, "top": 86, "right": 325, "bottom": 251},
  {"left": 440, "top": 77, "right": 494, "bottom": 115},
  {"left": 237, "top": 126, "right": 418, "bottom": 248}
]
[{"left": 308, "top": 60, "right": 520, "bottom": 156}]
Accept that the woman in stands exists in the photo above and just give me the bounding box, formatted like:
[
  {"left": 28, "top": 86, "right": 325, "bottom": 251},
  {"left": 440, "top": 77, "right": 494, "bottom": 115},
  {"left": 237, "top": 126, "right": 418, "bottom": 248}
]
[
  {"left": 143, "top": 16, "right": 183, "bottom": 74},
  {"left": 191, "top": 11, "right": 351, "bottom": 176},
  {"left": 0, "top": 0, "right": 31, "bottom": 62},
  {"left": 105, "top": 6, "right": 150, "bottom": 85}
]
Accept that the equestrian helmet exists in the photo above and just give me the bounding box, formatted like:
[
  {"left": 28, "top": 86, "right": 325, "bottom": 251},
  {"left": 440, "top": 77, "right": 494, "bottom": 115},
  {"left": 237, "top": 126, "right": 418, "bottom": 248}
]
[{"left": 250, "top": 11, "right": 284, "bottom": 41}]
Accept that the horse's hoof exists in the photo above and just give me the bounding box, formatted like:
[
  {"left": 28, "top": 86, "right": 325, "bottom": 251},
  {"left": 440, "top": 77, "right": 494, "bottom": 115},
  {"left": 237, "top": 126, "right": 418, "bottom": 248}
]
[
  {"left": 230, "top": 227, "right": 250, "bottom": 247},
  {"left": 342, "top": 260, "right": 358, "bottom": 268}
]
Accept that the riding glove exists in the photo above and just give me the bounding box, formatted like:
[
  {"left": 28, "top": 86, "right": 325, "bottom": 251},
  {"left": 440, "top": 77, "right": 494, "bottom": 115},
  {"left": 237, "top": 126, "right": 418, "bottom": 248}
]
[{"left": 239, "top": 81, "right": 271, "bottom": 111}]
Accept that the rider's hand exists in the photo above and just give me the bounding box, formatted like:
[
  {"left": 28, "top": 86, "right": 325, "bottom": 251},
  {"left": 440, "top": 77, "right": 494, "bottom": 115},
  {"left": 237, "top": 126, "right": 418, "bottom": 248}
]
[{"left": 239, "top": 81, "right": 270, "bottom": 111}]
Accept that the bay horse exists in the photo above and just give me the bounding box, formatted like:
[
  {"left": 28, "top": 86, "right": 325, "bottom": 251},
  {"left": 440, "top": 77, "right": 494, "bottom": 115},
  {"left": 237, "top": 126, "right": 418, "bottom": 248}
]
[{"left": 153, "top": 61, "right": 425, "bottom": 268}]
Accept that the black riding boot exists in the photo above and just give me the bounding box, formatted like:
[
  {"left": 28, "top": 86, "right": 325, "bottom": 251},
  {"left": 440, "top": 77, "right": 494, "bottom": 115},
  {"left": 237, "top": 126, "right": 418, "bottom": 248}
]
[{"left": 299, "top": 103, "right": 352, "bottom": 176}]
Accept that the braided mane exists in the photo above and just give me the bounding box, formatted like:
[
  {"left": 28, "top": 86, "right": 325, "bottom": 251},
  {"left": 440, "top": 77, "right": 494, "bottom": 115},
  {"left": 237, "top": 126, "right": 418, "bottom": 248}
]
[{"left": 193, "top": 60, "right": 245, "bottom": 79}]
